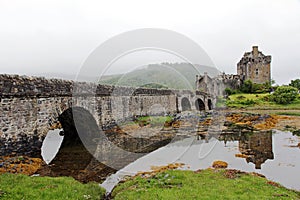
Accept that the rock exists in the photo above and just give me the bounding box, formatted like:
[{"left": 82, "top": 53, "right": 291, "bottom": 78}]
[
  {"left": 0, "top": 155, "right": 43, "bottom": 175},
  {"left": 212, "top": 160, "right": 228, "bottom": 168},
  {"left": 235, "top": 154, "right": 249, "bottom": 158}
]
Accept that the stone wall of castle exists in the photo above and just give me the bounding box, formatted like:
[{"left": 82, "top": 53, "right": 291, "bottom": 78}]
[
  {"left": 195, "top": 73, "right": 243, "bottom": 97},
  {"left": 237, "top": 46, "right": 271, "bottom": 84},
  {"left": 195, "top": 46, "right": 272, "bottom": 95}
]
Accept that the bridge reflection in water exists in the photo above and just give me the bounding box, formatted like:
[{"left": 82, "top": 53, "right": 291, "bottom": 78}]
[
  {"left": 39, "top": 107, "right": 177, "bottom": 183},
  {"left": 40, "top": 107, "right": 274, "bottom": 183}
]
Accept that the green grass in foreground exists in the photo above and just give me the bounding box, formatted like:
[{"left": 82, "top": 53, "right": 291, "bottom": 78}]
[
  {"left": 112, "top": 169, "right": 300, "bottom": 200},
  {"left": 0, "top": 173, "right": 105, "bottom": 200},
  {"left": 226, "top": 93, "right": 300, "bottom": 110}
]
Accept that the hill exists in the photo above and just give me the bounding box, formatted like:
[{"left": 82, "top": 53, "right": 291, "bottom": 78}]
[{"left": 99, "top": 63, "right": 220, "bottom": 90}]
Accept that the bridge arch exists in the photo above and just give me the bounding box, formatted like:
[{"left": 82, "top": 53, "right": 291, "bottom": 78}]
[
  {"left": 195, "top": 98, "right": 205, "bottom": 111},
  {"left": 49, "top": 107, "right": 97, "bottom": 166},
  {"left": 208, "top": 99, "right": 213, "bottom": 110},
  {"left": 57, "top": 107, "right": 99, "bottom": 150},
  {"left": 181, "top": 97, "right": 191, "bottom": 111},
  {"left": 43, "top": 106, "right": 114, "bottom": 182}
]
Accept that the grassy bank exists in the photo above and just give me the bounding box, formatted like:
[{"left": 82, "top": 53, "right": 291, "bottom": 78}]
[
  {"left": 0, "top": 173, "right": 105, "bottom": 200},
  {"left": 112, "top": 169, "right": 300, "bottom": 199},
  {"left": 226, "top": 93, "right": 300, "bottom": 110},
  {"left": 136, "top": 116, "right": 173, "bottom": 126},
  {"left": 120, "top": 116, "right": 173, "bottom": 127}
]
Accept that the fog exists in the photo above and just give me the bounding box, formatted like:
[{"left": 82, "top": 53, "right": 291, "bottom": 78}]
[{"left": 0, "top": 0, "right": 299, "bottom": 84}]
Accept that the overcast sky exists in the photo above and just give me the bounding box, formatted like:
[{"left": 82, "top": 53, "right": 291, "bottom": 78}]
[{"left": 0, "top": 0, "right": 299, "bottom": 85}]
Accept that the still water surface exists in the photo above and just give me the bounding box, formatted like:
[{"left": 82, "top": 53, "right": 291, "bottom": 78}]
[
  {"left": 41, "top": 130, "right": 300, "bottom": 192},
  {"left": 102, "top": 130, "right": 300, "bottom": 192}
]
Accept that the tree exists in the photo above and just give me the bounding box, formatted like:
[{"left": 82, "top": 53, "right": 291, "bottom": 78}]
[
  {"left": 271, "top": 79, "right": 276, "bottom": 86},
  {"left": 270, "top": 86, "right": 298, "bottom": 104},
  {"left": 289, "top": 79, "right": 300, "bottom": 91},
  {"left": 225, "top": 87, "right": 236, "bottom": 96},
  {"left": 240, "top": 80, "right": 253, "bottom": 93},
  {"left": 240, "top": 80, "right": 274, "bottom": 94}
]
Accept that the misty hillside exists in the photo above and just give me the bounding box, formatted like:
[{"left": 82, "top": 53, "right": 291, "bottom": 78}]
[{"left": 99, "top": 63, "right": 220, "bottom": 90}]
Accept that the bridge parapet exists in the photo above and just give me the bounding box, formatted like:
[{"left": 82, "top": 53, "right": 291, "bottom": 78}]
[
  {"left": 0, "top": 74, "right": 178, "bottom": 98},
  {"left": 0, "top": 74, "right": 215, "bottom": 157}
]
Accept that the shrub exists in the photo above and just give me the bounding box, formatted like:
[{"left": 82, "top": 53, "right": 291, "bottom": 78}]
[
  {"left": 270, "top": 86, "right": 298, "bottom": 104},
  {"left": 289, "top": 79, "right": 300, "bottom": 91},
  {"left": 225, "top": 87, "right": 236, "bottom": 95},
  {"left": 240, "top": 80, "right": 271, "bottom": 94},
  {"left": 240, "top": 80, "right": 253, "bottom": 93}
]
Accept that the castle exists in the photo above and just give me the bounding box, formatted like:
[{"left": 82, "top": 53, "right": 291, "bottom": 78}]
[
  {"left": 237, "top": 46, "right": 271, "bottom": 84},
  {"left": 196, "top": 46, "right": 272, "bottom": 96}
]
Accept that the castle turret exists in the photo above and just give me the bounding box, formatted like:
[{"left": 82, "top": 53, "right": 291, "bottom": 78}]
[
  {"left": 252, "top": 46, "right": 259, "bottom": 58},
  {"left": 237, "top": 46, "right": 271, "bottom": 84}
]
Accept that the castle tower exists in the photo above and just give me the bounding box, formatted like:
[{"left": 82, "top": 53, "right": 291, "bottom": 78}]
[{"left": 237, "top": 46, "right": 271, "bottom": 84}]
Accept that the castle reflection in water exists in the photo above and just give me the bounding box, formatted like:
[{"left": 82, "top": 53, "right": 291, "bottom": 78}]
[{"left": 219, "top": 130, "right": 274, "bottom": 169}]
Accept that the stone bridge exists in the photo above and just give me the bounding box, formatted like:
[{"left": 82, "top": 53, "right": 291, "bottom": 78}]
[{"left": 0, "top": 74, "right": 215, "bottom": 178}]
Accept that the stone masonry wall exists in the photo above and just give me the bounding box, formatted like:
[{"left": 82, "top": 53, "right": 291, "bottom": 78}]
[
  {"left": 0, "top": 74, "right": 181, "bottom": 157},
  {"left": 237, "top": 46, "right": 271, "bottom": 84}
]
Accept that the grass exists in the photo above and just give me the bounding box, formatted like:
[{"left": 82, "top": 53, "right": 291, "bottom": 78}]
[
  {"left": 0, "top": 173, "right": 105, "bottom": 200},
  {"left": 226, "top": 93, "right": 300, "bottom": 110},
  {"left": 136, "top": 116, "right": 173, "bottom": 126},
  {"left": 226, "top": 93, "right": 268, "bottom": 109},
  {"left": 112, "top": 169, "right": 300, "bottom": 200},
  {"left": 275, "top": 112, "right": 300, "bottom": 116},
  {"left": 118, "top": 116, "right": 173, "bottom": 127}
]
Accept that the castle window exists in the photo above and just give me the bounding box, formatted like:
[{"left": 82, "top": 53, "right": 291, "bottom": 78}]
[
  {"left": 257, "top": 140, "right": 261, "bottom": 146},
  {"left": 256, "top": 69, "right": 259, "bottom": 75}
]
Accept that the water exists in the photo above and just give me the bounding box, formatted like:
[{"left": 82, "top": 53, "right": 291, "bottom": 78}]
[
  {"left": 101, "top": 130, "right": 300, "bottom": 193},
  {"left": 40, "top": 129, "right": 300, "bottom": 192},
  {"left": 41, "top": 129, "right": 64, "bottom": 164}
]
